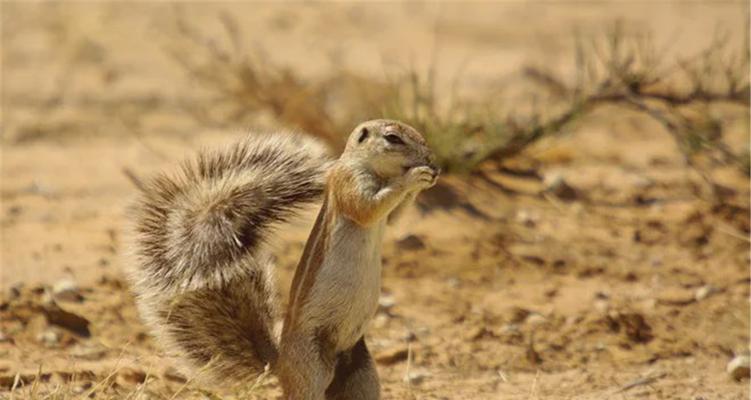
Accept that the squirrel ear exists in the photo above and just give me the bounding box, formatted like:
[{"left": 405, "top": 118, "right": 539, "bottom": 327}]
[{"left": 357, "top": 127, "right": 369, "bottom": 143}]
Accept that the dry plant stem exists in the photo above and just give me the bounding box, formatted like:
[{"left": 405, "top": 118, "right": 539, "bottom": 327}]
[
  {"left": 614, "top": 371, "right": 667, "bottom": 394},
  {"left": 615, "top": 93, "right": 729, "bottom": 199},
  {"left": 84, "top": 344, "right": 131, "bottom": 398},
  {"left": 521, "top": 24, "right": 749, "bottom": 197},
  {"left": 122, "top": 167, "right": 146, "bottom": 192},
  {"left": 166, "top": 15, "right": 748, "bottom": 176}
]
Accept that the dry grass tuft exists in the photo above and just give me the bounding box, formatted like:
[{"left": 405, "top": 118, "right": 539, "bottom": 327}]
[{"left": 165, "top": 15, "right": 749, "bottom": 180}]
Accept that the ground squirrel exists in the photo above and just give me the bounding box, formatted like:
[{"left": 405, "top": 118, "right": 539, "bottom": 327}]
[{"left": 127, "top": 119, "right": 438, "bottom": 399}]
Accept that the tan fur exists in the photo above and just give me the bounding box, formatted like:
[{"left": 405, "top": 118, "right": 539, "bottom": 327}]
[
  {"left": 127, "top": 132, "right": 332, "bottom": 383},
  {"left": 278, "top": 120, "right": 437, "bottom": 399},
  {"left": 127, "top": 120, "right": 438, "bottom": 399}
]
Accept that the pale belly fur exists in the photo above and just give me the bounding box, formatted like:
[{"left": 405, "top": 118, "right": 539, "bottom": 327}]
[{"left": 304, "top": 217, "right": 384, "bottom": 352}]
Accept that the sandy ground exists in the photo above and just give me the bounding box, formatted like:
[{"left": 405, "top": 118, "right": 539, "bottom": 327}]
[{"left": 1, "top": 2, "right": 749, "bottom": 399}]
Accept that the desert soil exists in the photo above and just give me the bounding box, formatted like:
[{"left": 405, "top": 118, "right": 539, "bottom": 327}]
[{"left": 1, "top": 2, "right": 749, "bottom": 399}]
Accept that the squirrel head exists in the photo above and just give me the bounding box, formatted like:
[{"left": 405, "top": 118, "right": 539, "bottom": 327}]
[{"left": 342, "top": 119, "right": 438, "bottom": 179}]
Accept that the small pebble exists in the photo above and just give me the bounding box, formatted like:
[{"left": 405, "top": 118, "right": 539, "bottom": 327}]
[
  {"left": 403, "top": 369, "right": 430, "bottom": 385},
  {"left": 526, "top": 313, "right": 546, "bottom": 326},
  {"left": 543, "top": 173, "right": 578, "bottom": 201},
  {"left": 378, "top": 295, "right": 396, "bottom": 312},
  {"left": 727, "top": 355, "right": 750, "bottom": 381},
  {"left": 162, "top": 367, "right": 187, "bottom": 383},
  {"left": 7, "top": 284, "right": 23, "bottom": 300},
  {"left": 400, "top": 330, "right": 416, "bottom": 342},
  {"left": 117, "top": 367, "right": 147, "bottom": 386},
  {"left": 446, "top": 277, "right": 461, "bottom": 289},
  {"left": 465, "top": 326, "right": 489, "bottom": 341},
  {"left": 515, "top": 209, "right": 539, "bottom": 227},
  {"left": 52, "top": 279, "right": 83, "bottom": 302},
  {"left": 395, "top": 234, "right": 425, "bottom": 251},
  {"left": 656, "top": 287, "right": 695, "bottom": 306},
  {"left": 694, "top": 285, "right": 716, "bottom": 301},
  {"left": 372, "top": 314, "right": 389, "bottom": 329},
  {"left": 594, "top": 299, "right": 609, "bottom": 313},
  {"left": 37, "top": 330, "right": 60, "bottom": 346},
  {"left": 72, "top": 381, "right": 92, "bottom": 394},
  {"left": 416, "top": 326, "right": 430, "bottom": 336},
  {"left": 70, "top": 343, "right": 108, "bottom": 360}
]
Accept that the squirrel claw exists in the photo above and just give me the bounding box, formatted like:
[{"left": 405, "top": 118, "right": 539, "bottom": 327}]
[{"left": 405, "top": 165, "right": 439, "bottom": 190}]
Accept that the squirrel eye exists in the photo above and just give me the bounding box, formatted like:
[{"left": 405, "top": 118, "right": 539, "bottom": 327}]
[
  {"left": 357, "top": 127, "right": 369, "bottom": 143},
  {"left": 384, "top": 134, "right": 405, "bottom": 145}
]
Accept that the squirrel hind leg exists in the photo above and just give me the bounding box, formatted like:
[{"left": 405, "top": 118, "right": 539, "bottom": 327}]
[
  {"left": 326, "top": 338, "right": 380, "bottom": 400},
  {"left": 154, "top": 264, "right": 280, "bottom": 382}
]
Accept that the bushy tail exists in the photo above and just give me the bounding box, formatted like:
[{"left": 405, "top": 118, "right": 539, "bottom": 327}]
[{"left": 127, "top": 132, "right": 331, "bottom": 382}]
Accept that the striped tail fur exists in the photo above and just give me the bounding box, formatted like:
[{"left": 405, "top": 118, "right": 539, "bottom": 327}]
[{"left": 127, "top": 132, "right": 331, "bottom": 382}]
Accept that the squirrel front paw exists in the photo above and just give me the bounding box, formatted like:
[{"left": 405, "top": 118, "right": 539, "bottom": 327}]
[{"left": 404, "top": 165, "right": 439, "bottom": 191}]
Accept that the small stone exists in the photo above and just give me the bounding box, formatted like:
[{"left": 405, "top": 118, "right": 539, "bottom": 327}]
[
  {"left": 372, "top": 314, "right": 389, "bottom": 329},
  {"left": 375, "top": 346, "right": 409, "bottom": 366},
  {"left": 543, "top": 173, "right": 578, "bottom": 201},
  {"left": 403, "top": 369, "right": 430, "bottom": 385},
  {"left": 509, "top": 307, "right": 532, "bottom": 323},
  {"left": 465, "top": 326, "right": 485, "bottom": 340},
  {"left": 162, "top": 367, "right": 187, "bottom": 383},
  {"left": 594, "top": 291, "right": 610, "bottom": 300},
  {"left": 70, "top": 343, "right": 108, "bottom": 360},
  {"left": 52, "top": 279, "right": 83, "bottom": 303},
  {"left": 446, "top": 277, "right": 461, "bottom": 289},
  {"left": 117, "top": 367, "right": 147, "bottom": 386},
  {"left": 41, "top": 291, "right": 56, "bottom": 306},
  {"left": 526, "top": 313, "right": 546, "bottom": 326},
  {"left": 616, "top": 312, "right": 654, "bottom": 343},
  {"left": 6, "top": 283, "right": 23, "bottom": 300},
  {"left": 695, "top": 285, "right": 716, "bottom": 301},
  {"left": 400, "top": 331, "right": 416, "bottom": 342},
  {"left": 378, "top": 295, "right": 396, "bottom": 312},
  {"left": 396, "top": 234, "right": 426, "bottom": 251},
  {"left": 465, "top": 326, "right": 490, "bottom": 341},
  {"left": 37, "top": 330, "right": 60, "bottom": 346},
  {"left": 516, "top": 209, "right": 538, "bottom": 228},
  {"left": 0, "top": 330, "right": 9, "bottom": 343},
  {"left": 656, "top": 287, "right": 695, "bottom": 306},
  {"left": 416, "top": 326, "right": 430, "bottom": 336},
  {"left": 72, "top": 381, "right": 92, "bottom": 394},
  {"left": 594, "top": 299, "right": 609, "bottom": 313},
  {"left": 727, "top": 355, "right": 750, "bottom": 381}
]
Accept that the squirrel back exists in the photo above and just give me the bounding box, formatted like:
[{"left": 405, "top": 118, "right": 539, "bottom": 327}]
[{"left": 127, "top": 132, "right": 331, "bottom": 382}]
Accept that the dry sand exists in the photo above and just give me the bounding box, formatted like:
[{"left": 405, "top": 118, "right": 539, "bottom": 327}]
[{"left": 1, "top": 2, "right": 749, "bottom": 399}]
